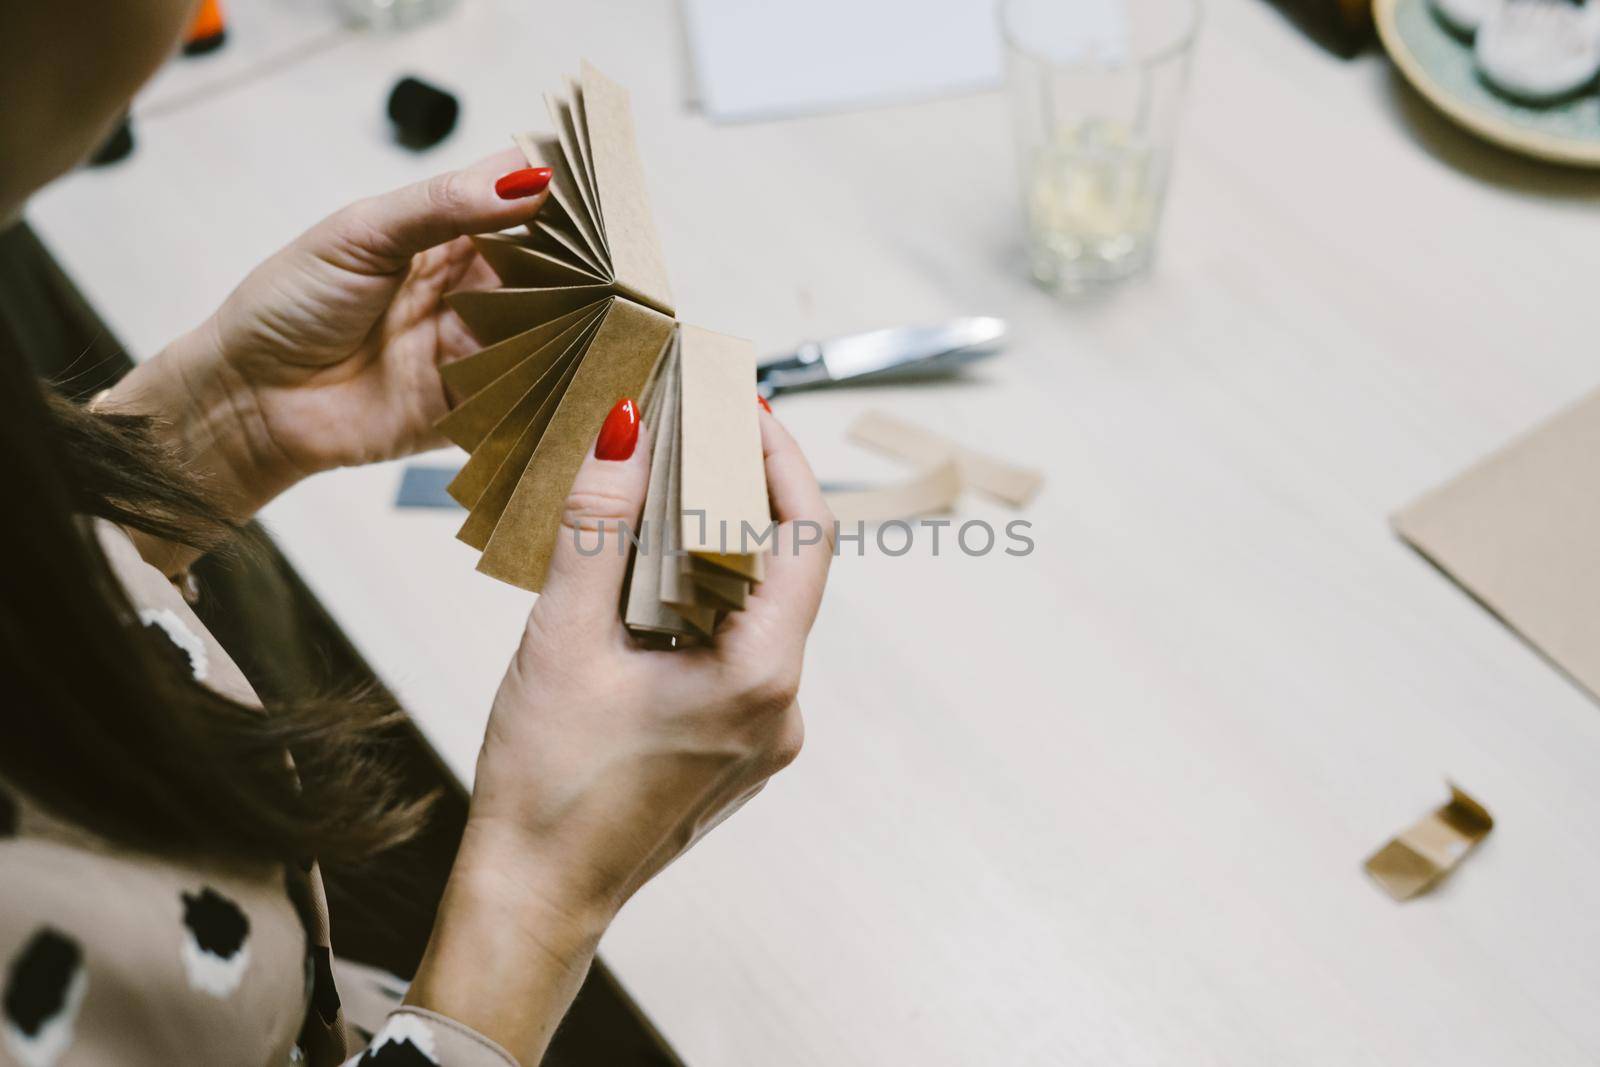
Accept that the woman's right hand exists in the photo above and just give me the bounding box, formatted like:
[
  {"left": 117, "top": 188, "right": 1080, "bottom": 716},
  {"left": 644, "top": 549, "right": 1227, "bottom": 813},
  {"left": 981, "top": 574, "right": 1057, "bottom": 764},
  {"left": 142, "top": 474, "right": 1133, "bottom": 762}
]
[{"left": 408, "top": 399, "right": 832, "bottom": 1063}]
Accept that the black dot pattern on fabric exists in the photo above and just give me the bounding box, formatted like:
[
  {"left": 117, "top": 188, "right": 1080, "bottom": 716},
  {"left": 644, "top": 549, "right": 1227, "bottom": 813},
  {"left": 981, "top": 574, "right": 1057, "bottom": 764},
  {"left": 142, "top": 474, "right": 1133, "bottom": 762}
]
[
  {"left": 3, "top": 927, "right": 82, "bottom": 1037},
  {"left": 309, "top": 945, "right": 340, "bottom": 1026},
  {"left": 358, "top": 1038, "right": 439, "bottom": 1066},
  {"left": 181, "top": 887, "right": 250, "bottom": 958},
  {"left": 143, "top": 617, "right": 199, "bottom": 678}
]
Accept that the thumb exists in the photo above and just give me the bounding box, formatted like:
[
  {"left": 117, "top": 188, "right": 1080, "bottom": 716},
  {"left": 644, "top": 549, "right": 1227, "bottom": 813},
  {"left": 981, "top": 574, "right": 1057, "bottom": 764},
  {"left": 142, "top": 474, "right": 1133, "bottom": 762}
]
[
  {"left": 536, "top": 398, "right": 651, "bottom": 637},
  {"left": 320, "top": 146, "right": 551, "bottom": 273}
]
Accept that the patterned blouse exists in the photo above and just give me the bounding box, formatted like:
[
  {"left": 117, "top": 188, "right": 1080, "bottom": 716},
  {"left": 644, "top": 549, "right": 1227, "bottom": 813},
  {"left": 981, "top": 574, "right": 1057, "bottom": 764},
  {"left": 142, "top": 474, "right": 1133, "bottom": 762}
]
[{"left": 0, "top": 523, "right": 517, "bottom": 1067}]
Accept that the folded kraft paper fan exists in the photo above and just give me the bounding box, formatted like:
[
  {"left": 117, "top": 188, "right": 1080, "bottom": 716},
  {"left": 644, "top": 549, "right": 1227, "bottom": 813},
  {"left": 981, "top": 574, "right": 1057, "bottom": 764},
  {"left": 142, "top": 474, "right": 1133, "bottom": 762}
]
[{"left": 435, "top": 62, "right": 768, "bottom": 642}]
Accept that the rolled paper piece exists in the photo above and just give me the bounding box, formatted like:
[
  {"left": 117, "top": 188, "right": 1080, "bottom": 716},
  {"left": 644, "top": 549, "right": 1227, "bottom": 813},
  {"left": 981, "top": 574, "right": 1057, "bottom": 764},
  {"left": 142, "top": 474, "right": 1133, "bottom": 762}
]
[{"left": 1364, "top": 783, "right": 1493, "bottom": 901}]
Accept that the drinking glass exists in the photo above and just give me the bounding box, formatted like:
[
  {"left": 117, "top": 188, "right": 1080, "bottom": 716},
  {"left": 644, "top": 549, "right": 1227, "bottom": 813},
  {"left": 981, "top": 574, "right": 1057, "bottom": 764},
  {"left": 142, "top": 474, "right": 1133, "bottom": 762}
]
[{"left": 1001, "top": 0, "right": 1201, "bottom": 291}]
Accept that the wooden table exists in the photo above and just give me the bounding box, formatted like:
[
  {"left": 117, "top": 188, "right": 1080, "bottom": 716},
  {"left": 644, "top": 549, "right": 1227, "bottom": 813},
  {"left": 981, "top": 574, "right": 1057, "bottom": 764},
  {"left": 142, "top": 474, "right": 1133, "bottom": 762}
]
[{"left": 27, "top": 1, "right": 1600, "bottom": 1062}]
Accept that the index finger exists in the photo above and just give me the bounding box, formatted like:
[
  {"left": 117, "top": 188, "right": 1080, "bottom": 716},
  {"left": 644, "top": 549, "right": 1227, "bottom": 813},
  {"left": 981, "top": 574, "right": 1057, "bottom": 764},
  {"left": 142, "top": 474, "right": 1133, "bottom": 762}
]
[{"left": 322, "top": 146, "right": 550, "bottom": 272}]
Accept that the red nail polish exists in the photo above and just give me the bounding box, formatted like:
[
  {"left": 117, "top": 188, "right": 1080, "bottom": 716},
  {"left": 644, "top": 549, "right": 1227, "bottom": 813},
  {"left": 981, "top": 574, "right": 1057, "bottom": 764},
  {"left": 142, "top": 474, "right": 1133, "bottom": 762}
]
[
  {"left": 595, "top": 398, "right": 639, "bottom": 461},
  {"left": 495, "top": 166, "right": 552, "bottom": 200},
  {"left": 756, "top": 393, "right": 773, "bottom": 414}
]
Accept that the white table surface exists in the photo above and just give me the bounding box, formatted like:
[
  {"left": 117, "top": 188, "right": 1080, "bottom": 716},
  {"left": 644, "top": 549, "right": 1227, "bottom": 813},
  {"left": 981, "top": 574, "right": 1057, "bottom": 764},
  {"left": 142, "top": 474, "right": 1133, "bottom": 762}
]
[{"left": 27, "top": 1, "right": 1600, "bottom": 1063}]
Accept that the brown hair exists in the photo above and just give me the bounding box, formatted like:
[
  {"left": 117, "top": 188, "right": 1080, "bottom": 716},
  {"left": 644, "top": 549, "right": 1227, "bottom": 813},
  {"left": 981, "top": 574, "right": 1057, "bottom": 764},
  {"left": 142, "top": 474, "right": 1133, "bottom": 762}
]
[{"left": 0, "top": 317, "right": 429, "bottom": 865}]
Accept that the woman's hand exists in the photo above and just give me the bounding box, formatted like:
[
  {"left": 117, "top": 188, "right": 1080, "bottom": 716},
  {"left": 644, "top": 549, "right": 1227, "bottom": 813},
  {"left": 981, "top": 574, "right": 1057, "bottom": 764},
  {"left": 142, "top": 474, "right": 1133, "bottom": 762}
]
[
  {"left": 107, "top": 148, "right": 550, "bottom": 518},
  {"left": 408, "top": 402, "right": 833, "bottom": 1063}
]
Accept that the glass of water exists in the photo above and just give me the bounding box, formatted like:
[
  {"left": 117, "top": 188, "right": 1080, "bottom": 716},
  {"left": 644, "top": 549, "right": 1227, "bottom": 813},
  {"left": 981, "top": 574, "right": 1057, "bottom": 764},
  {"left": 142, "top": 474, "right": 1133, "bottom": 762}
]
[{"left": 1001, "top": 0, "right": 1200, "bottom": 292}]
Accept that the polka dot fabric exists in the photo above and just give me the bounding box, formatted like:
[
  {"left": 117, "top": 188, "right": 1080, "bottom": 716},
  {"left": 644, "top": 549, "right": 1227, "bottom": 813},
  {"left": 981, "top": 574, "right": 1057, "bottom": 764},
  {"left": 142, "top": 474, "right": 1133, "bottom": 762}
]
[{"left": 0, "top": 524, "right": 515, "bottom": 1067}]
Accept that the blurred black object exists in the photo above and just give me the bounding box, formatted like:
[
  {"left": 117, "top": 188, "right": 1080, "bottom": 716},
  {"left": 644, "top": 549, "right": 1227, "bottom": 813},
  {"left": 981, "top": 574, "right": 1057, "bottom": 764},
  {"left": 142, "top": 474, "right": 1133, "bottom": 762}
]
[
  {"left": 1262, "top": 0, "right": 1373, "bottom": 57},
  {"left": 388, "top": 76, "right": 460, "bottom": 150},
  {"left": 88, "top": 113, "right": 135, "bottom": 167}
]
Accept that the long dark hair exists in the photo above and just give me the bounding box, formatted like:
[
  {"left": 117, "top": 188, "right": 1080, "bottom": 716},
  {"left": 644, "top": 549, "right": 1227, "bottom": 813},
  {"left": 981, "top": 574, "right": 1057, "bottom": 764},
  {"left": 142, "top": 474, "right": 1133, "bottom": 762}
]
[{"left": 0, "top": 315, "right": 428, "bottom": 865}]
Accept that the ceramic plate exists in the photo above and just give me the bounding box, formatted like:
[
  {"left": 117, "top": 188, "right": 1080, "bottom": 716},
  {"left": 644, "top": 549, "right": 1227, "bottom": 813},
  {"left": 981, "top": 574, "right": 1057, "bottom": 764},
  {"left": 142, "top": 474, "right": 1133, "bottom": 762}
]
[{"left": 1374, "top": 0, "right": 1600, "bottom": 167}]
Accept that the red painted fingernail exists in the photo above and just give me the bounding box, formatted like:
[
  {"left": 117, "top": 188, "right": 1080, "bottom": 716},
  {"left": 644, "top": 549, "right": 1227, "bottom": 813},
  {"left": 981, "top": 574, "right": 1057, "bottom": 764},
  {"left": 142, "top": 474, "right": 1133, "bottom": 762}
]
[
  {"left": 595, "top": 398, "right": 639, "bottom": 461},
  {"left": 495, "top": 166, "right": 552, "bottom": 199},
  {"left": 756, "top": 393, "right": 772, "bottom": 413}
]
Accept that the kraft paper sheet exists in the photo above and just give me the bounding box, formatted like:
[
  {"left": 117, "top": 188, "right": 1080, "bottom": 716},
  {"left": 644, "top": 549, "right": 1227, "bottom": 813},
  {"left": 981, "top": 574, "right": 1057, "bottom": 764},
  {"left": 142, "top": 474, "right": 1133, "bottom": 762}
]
[{"left": 1395, "top": 387, "right": 1600, "bottom": 703}]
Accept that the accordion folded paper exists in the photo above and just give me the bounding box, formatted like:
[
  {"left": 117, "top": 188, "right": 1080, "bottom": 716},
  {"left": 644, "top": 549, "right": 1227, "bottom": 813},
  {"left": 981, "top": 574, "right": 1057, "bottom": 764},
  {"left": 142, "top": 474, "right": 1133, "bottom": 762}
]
[{"left": 436, "top": 63, "right": 768, "bottom": 641}]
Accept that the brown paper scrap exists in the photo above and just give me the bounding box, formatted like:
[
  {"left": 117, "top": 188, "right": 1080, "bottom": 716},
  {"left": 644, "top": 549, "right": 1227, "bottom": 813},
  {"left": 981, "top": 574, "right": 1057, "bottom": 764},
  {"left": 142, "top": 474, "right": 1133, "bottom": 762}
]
[
  {"left": 825, "top": 460, "right": 963, "bottom": 525},
  {"left": 1364, "top": 784, "right": 1493, "bottom": 901},
  {"left": 849, "top": 410, "right": 1042, "bottom": 508}
]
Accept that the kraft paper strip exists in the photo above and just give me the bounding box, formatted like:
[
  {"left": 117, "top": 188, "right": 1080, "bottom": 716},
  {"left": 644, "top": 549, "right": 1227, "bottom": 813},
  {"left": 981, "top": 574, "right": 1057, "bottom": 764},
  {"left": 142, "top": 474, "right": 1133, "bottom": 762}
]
[
  {"left": 689, "top": 564, "right": 749, "bottom": 610},
  {"left": 689, "top": 549, "right": 765, "bottom": 584},
  {"left": 440, "top": 302, "right": 606, "bottom": 401},
  {"left": 470, "top": 233, "right": 607, "bottom": 289},
  {"left": 478, "top": 299, "right": 675, "bottom": 590},
  {"left": 623, "top": 347, "right": 680, "bottom": 631},
  {"left": 526, "top": 217, "right": 608, "bottom": 280},
  {"left": 580, "top": 60, "right": 674, "bottom": 315},
  {"left": 546, "top": 91, "right": 608, "bottom": 249},
  {"left": 1364, "top": 784, "right": 1494, "bottom": 901},
  {"left": 446, "top": 313, "right": 603, "bottom": 511},
  {"left": 625, "top": 343, "right": 715, "bottom": 638},
  {"left": 678, "top": 325, "right": 768, "bottom": 555},
  {"left": 454, "top": 340, "right": 587, "bottom": 550},
  {"left": 849, "top": 410, "right": 1043, "bottom": 508},
  {"left": 637, "top": 342, "right": 668, "bottom": 417},
  {"left": 447, "top": 285, "right": 616, "bottom": 346},
  {"left": 507, "top": 132, "right": 592, "bottom": 254},
  {"left": 825, "top": 459, "right": 963, "bottom": 525},
  {"left": 567, "top": 76, "right": 604, "bottom": 226},
  {"left": 659, "top": 353, "right": 705, "bottom": 617},
  {"left": 513, "top": 130, "right": 607, "bottom": 268},
  {"left": 436, "top": 308, "right": 604, "bottom": 452}
]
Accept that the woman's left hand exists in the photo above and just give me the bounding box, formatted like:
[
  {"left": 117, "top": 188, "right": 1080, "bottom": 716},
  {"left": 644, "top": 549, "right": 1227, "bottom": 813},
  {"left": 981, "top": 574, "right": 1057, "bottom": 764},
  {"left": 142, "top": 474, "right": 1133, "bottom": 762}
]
[{"left": 112, "top": 147, "right": 550, "bottom": 516}]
